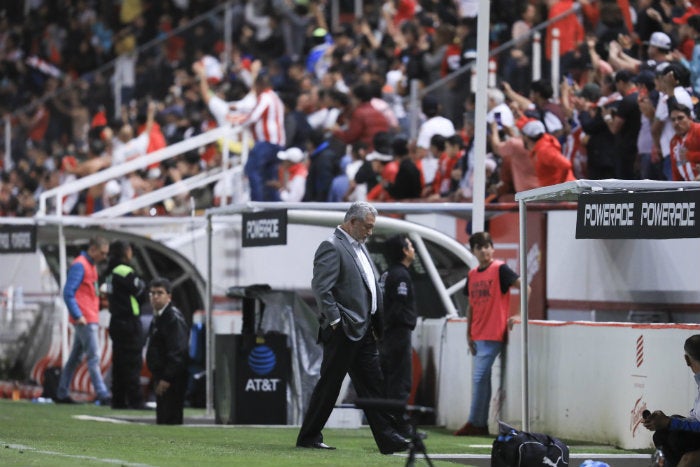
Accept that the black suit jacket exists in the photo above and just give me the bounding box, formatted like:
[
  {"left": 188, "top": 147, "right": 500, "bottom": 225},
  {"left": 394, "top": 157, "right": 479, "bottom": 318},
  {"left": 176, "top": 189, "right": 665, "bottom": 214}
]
[
  {"left": 311, "top": 227, "right": 384, "bottom": 342},
  {"left": 145, "top": 303, "right": 189, "bottom": 383}
]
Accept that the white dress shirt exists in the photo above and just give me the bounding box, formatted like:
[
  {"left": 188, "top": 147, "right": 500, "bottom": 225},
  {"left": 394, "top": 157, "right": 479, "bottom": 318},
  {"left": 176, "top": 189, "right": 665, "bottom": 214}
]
[{"left": 338, "top": 227, "right": 377, "bottom": 314}]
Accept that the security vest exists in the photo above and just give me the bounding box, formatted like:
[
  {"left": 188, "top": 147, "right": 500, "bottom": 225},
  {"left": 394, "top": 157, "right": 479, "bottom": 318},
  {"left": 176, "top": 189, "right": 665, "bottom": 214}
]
[{"left": 106, "top": 264, "right": 141, "bottom": 319}]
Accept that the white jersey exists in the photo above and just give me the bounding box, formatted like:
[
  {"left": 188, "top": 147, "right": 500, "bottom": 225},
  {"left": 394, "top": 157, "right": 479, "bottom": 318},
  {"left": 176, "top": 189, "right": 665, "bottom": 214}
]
[
  {"left": 416, "top": 116, "right": 455, "bottom": 149},
  {"left": 111, "top": 132, "right": 149, "bottom": 167},
  {"left": 244, "top": 88, "right": 285, "bottom": 146}
]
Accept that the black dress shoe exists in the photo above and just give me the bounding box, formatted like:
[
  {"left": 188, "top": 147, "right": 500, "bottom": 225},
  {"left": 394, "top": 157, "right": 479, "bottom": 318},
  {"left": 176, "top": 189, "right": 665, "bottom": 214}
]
[
  {"left": 54, "top": 396, "right": 79, "bottom": 404},
  {"left": 379, "top": 433, "right": 411, "bottom": 455},
  {"left": 296, "top": 441, "right": 336, "bottom": 450}
]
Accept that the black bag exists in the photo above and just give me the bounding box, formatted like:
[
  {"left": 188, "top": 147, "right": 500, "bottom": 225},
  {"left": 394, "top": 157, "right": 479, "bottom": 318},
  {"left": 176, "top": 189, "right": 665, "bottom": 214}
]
[
  {"left": 41, "top": 367, "right": 61, "bottom": 400},
  {"left": 491, "top": 421, "right": 569, "bottom": 467}
]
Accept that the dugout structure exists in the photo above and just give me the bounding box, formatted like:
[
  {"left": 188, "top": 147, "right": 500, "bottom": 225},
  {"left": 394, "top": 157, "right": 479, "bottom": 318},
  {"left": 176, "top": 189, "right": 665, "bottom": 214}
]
[{"left": 515, "top": 179, "right": 700, "bottom": 431}]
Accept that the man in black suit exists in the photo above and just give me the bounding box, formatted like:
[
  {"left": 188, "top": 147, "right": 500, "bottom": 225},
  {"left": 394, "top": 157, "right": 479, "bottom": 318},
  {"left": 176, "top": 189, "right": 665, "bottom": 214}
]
[
  {"left": 296, "top": 201, "right": 410, "bottom": 454},
  {"left": 145, "top": 277, "right": 189, "bottom": 425}
]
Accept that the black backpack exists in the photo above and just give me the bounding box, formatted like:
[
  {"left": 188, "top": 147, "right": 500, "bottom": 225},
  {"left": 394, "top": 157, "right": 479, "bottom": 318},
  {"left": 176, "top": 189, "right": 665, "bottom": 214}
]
[
  {"left": 41, "top": 367, "right": 61, "bottom": 400},
  {"left": 491, "top": 421, "right": 569, "bottom": 467}
]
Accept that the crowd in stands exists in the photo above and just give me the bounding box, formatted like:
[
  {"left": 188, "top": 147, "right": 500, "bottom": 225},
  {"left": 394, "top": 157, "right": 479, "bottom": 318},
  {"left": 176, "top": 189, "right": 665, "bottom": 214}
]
[{"left": 3, "top": 0, "right": 700, "bottom": 217}]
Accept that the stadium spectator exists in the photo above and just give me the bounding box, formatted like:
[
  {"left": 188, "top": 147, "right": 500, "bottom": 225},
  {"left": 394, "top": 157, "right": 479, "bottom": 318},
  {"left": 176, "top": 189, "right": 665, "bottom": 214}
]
[
  {"left": 650, "top": 62, "right": 695, "bottom": 180},
  {"left": 419, "top": 134, "right": 446, "bottom": 198},
  {"left": 572, "top": 82, "right": 616, "bottom": 179},
  {"left": 327, "top": 153, "right": 352, "bottom": 202},
  {"left": 233, "top": 72, "right": 286, "bottom": 202},
  {"left": 110, "top": 101, "right": 157, "bottom": 204},
  {"left": 415, "top": 94, "right": 456, "bottom": 161},
  {"left": 521, "top": 119, "right": 576, "bottom": 187},
  {"left": 486, "top": 88, "right": 515, "bottom": 132},
  {"left": 607, "top": 31, "right": 673, "bottom": 73},
  {"left": 303, "top": 130, "right": 344, "bottom": 202},
  {"left": 504, "top": 2, "right": 537, "bottom": 95},
  {"left": 269, "top": 147, "right": 307, "bottom": 202},
  {"left": 430, "top": 134, "right": 465, "bottom": 200},
  {"left": 366, "top": 132, "right": 398, "bottom": 202},
  {"left": 341, "top": 142, "right": 369, "bottom": 202},
  {"left": 487, "top": 119, "right": 538, "bottom": 201},
  {"left": 668, "top": 102, "right": 700, "bottom": 181},
  {"left": 386, "top": 136, "right": 421, "bottom": 200},
  {"left": 635, "top": 70, "right": 663, "bottom": 180},
  {"left": 504, "top": 79, "right": 567, "bottom": 141},
  {"left": 682, "top": 15, "right": 700, "bottom": 95},
  {"left": 331, "top": 83, "right": 390, "bottom": 150},
  {"left": 545, "top": 0, "right": 585, "bottom": 73},
  {"left": 601, "top": 69, "right": 641, "bottom": 179}
]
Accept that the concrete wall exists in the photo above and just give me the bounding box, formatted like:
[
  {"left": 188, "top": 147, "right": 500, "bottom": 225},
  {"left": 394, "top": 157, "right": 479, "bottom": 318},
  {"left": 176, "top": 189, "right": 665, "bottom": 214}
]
[{"left": 430, "top": 318, "right": 700, "bottom": 449}]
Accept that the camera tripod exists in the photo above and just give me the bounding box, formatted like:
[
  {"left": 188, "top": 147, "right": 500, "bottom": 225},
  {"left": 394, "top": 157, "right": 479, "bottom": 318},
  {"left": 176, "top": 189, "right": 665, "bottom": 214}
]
[
  {"left": 405, "top": 427, "right": 434, "bottom": 467},
  {"left": 353, "top": 398, "right": 435, "bottom": 467}
]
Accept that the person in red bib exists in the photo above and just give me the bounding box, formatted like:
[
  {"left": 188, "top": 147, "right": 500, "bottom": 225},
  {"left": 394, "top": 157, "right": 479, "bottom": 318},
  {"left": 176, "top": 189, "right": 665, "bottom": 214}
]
[
  {"left": 455, "top": 232, "right": 528, "bottom": 437},
  {"left": 55, "top": 237, "right": 111, "bottom": 405}
]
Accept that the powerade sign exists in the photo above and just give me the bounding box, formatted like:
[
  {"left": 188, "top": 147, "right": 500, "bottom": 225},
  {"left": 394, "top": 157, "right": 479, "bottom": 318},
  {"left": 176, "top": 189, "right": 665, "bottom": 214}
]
[
  {"left": 576, "top": 191, "right": 700, "bottom": 239},
  {"left": 0, "top": 225, "right": 37, "bottom": 253},
  {"left": 241, "top": 210, "right": 287, "bottom": 247}
]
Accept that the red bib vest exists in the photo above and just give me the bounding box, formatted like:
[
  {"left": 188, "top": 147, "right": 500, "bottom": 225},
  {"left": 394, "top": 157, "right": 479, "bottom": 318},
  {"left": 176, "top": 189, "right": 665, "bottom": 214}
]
[
  {"left": 468, "top": 260, "right": 511, "bottom": 342},
  {"left": 72, "top": 254, "right": 100, "bottom": 324}
]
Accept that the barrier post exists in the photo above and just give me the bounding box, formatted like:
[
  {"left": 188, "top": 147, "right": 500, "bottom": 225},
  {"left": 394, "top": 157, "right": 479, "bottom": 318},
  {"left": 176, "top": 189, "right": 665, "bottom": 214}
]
[
  {"left": 532, "top": 32, "right": 541, "bottom": 82},
  {"left": 551, "top": 28, "right": 560, "bottom": 100}
]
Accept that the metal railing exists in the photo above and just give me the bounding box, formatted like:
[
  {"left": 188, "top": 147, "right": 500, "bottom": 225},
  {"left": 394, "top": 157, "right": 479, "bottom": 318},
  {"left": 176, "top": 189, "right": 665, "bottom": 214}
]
[{"left": 38, "top": 124, "right": 249, "bottom": 217}]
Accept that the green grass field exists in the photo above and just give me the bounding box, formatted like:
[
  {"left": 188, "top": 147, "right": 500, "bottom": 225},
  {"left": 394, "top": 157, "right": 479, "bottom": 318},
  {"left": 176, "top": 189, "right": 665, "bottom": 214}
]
[{"left": 0, "top": 399, "right": 645, "bottom": 467}]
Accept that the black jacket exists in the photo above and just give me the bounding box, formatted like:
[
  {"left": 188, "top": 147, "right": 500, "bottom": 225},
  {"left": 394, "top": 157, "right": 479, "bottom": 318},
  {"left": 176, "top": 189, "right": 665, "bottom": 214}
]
[
  {"left": 388, "top": 158, "right": 422, "bottom": 200},
  {"left": 106, "top": 263, "right": 146, "bottom": 348},
  {"left": 380, "top": 263, "right": 417, "bottom": 331},
  {"left": 146, "top": 303, "right": 189, "bottom": 383}
]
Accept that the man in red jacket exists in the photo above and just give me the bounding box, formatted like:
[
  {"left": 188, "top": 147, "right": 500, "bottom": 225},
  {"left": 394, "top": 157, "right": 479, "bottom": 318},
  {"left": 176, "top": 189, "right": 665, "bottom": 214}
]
[
  {"left": 521, "top": 120, "right": 576, "bottom": 187},
  {"left": 332, "top": 83, "right": 390, "bottom": 150}
]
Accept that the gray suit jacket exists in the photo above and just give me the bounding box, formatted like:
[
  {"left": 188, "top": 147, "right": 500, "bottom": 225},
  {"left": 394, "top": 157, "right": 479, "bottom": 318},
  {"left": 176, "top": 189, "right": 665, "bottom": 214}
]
[{"left": 311, "top": 227, "right": 384, "bottom": 342}]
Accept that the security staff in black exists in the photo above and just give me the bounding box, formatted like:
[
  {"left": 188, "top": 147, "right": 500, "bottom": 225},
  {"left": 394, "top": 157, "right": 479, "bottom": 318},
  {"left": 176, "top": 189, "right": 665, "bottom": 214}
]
[
  {"left": 105, "top": 240, "right": 146, "bottom": 409},
  {"left": 378, "top": 234, "right": 418, "bottom": 437},
  {"left": 146, "top": 277, "right": 189, "bottom": 425}
]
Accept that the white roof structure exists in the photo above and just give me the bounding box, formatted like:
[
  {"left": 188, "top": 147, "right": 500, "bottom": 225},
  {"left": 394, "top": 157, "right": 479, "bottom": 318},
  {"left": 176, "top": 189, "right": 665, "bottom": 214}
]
[
  {"left": 515, "top": 179, "right": 700, "bottom": 430},
  {"left": 515, "top": 179, "right": 700, "bottom": 203}
]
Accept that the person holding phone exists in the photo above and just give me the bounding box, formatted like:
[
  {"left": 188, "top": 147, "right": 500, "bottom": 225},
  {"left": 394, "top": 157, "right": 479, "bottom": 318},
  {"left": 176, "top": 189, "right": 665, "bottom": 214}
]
[
  {"left": 486, "top": 88, "right": 514, "bottom": 130},
  {"left": 643, "top": 335, "right": 700, "bottom": 467}
]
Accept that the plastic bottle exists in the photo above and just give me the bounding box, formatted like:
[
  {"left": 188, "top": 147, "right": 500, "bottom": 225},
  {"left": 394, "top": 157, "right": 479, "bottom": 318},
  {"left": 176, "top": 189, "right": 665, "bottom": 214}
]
[
  {"left": 651, "top": 448, "right": 665, "bottom": 467},
  {"left": 31, "top": 397, "right": 54, "bottom": 404}
]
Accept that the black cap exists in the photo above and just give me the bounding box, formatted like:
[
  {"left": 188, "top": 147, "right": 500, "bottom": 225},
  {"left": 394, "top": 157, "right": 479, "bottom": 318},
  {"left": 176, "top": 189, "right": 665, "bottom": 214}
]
[
  {"left": 614, "top": 69, "right": 634, "bottom": 83},
  {"left": 422, "top": 94, "right": 439, "bottom": 112},
  {"left": 634, "top": 70, "right": 656, "bottom": 88},
  {"left": 574, "top": 83, "right": 601, "bottom": 102}
]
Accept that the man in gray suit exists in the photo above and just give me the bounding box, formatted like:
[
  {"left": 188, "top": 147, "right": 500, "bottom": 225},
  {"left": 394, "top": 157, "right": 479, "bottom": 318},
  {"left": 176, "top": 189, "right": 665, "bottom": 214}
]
[{"left": 296, "top": 201, "right": 410, "bottom": 454}]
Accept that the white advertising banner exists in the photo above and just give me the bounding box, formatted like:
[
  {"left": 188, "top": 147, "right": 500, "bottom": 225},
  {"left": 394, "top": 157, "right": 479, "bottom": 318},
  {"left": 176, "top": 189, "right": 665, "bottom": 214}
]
[{"left": 431, "top": 319, "right": 700, "bottom": 449}]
